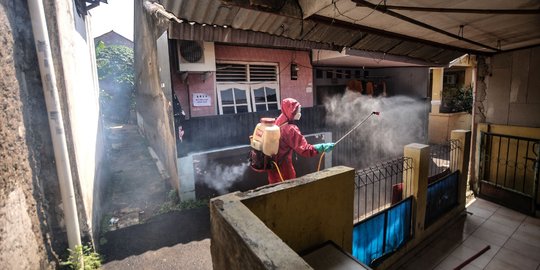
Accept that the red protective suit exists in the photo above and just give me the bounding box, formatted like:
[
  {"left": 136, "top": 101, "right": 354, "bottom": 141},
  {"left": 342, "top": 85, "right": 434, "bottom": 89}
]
[{"left": 267, "top": 98, "right": 319, "bottom": 184}]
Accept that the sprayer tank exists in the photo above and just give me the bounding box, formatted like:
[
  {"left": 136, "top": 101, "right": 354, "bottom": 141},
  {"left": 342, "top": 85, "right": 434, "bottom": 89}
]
[{"left": 250, "top": 118, "right": 280, "bottom": 156}]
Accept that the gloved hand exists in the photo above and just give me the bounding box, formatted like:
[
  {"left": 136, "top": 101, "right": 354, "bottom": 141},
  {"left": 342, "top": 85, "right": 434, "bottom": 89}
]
[{"left": 313, "top": 143, "right": 335, "bottom": 153}]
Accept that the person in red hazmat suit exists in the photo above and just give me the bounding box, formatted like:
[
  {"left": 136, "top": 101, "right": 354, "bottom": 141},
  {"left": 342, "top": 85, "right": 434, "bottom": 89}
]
[{"left": 267, "top": 98, "right": 335, "bottom": 184}]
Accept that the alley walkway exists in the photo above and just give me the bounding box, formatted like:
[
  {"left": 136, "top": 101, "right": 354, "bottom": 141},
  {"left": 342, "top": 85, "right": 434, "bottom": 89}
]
[
  {"left": 99, "top": 124, "right": 212, "bottom": 269},
  {"left": 400, "top": 198, "right": 540, "bottom": 270}
]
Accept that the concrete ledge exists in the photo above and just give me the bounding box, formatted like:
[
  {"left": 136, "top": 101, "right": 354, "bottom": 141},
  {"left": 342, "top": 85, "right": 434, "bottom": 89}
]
[{"left": 210, "top": 166, "right": 355, "bottom": 270}]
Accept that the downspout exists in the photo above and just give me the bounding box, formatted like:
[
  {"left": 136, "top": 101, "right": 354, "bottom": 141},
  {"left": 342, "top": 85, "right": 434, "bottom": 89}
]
[{"left": 27, "top": 0, "right": 82, "bottom": 249}]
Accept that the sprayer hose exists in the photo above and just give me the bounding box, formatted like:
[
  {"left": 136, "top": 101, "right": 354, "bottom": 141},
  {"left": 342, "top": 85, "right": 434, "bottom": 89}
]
[
  {"left": 272, "top": 161, "right": 285, "bottom": 182},
  {"left": 317, "top": 152, "right": 326, "bottom": 172}
]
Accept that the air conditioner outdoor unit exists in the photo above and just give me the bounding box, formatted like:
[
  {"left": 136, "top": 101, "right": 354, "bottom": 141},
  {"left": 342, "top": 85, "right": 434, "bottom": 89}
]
[{"left": 177, "top": 40, "right": 216, "bottom": 72}]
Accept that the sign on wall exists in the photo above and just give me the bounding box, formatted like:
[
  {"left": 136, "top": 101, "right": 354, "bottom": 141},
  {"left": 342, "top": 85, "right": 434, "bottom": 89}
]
[{"left": 193, "top": 93, "right": 211, "bottom": 107}]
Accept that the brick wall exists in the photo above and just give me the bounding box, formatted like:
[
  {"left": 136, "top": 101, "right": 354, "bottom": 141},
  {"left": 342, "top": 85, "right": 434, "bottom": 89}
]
[{"left": 172, "top": 44, "right": 313, "bottom": 118}]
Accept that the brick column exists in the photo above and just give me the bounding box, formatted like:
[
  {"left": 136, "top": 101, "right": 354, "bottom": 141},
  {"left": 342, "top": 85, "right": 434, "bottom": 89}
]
[{"left": 451, "top": 130, "right": 471, "bottom": 209}]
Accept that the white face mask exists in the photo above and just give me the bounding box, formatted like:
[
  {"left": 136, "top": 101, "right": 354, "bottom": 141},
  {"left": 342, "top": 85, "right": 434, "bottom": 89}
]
[{"left": 293, "top": 106, "right": 302, "bottom": 120}]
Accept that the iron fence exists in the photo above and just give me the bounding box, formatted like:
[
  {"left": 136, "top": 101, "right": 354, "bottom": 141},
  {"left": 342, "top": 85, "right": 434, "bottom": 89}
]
[
  {"left": 428, "top": 139, "right": 459, "bottom": 183},
  {"left": 479, "top": 132, "right": 540, "bottom": 214},
  {"left": 354, "top": 157, "right": 413, "bottom": 222},
  {"left": 425, "top": 171, "right": 459, "bottom": 227}
]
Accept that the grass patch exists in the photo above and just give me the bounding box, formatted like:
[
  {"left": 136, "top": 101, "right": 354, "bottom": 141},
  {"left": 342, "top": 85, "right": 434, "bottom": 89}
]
[{"left": 158, "top": 189, "right": 209, "bottom": 214}]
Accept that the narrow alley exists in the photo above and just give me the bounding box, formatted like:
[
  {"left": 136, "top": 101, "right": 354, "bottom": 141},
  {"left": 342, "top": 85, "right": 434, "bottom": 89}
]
[{"left": 99, "top": 123, "right": 212, "bottom": 269}]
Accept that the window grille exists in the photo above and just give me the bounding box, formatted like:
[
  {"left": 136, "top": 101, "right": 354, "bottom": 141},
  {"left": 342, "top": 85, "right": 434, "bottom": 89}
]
[{"left": 216, "top": 62, "right": 280, "bottom": 114}]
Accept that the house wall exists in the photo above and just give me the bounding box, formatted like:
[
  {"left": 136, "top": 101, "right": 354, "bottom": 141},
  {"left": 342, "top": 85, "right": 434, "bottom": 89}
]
[
  {"left": 0, "top": 0, "right": 103, "bottom": 266},
  {"left": 50, "top": 0, "right": 106, "bottom": 244},
  {"left": 369, "top": 67, "right": 430, "bottom": 98},
  {"left": 94, "top": 30, "right": 133, "bottom": 48},
  {"left": 134, "top": 0, "right": 179, "bottom": 189},
  {"left": 0, "top": 2, "right": 56, "bottom": 267},
  {"left": 482, "top": 46, "right": 540, "bottom": 127},
  {"left": 172, "top": 45, "right": 313, "bottom": 118}
]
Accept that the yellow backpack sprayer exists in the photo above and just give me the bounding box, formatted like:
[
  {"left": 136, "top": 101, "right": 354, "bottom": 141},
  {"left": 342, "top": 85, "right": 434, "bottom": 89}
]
[{"left": 248, "top": 118, "right": 281, "bottom": 171}]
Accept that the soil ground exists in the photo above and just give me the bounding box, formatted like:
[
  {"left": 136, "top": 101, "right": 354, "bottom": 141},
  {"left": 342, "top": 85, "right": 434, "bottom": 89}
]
[{"left": 99, "top": 123, "right": 212, "bottom": 269}]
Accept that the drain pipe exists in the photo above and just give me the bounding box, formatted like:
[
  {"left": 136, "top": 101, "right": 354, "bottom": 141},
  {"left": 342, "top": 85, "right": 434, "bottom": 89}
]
[{"left": 27, "top": 0, "right": 82, "bottom": 249}]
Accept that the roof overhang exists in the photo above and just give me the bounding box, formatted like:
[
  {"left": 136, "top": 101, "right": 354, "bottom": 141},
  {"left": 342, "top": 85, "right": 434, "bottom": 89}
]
[{"left": 160, "top": 0, "right": 540, "bottom": 66}]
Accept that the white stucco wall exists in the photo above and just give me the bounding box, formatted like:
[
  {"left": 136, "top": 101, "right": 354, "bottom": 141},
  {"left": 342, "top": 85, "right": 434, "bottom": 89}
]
[{"left": 51, "top": 0, "right": 105, "bottom": 240}]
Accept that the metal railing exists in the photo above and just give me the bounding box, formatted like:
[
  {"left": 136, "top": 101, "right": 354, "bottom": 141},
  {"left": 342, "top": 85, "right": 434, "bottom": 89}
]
[
  {"left": 428, "top": 140, "right": 459, "bottom": 183},
  {"left": 354, "top": 157, "right": 413, "bottom": 222},
  {"left": 479, "top": 132, "right": 540, "bottom": 214}
]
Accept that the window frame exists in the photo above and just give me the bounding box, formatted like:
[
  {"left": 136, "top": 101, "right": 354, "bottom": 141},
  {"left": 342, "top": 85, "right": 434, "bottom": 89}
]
[
  {"left": 216, "top": 61, "right": 281, "bottom": 114},
  {"left": 216, "top": 84, "right": 252, "bottom": 115}
]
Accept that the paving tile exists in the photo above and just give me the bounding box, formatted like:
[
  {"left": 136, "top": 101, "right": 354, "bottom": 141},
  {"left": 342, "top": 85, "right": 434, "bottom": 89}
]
[
  {"left": 519, "top": 220, "right": 540, "bottom": 238},
  {"left": 492, "top": 247, "right": 540, "bottom": 269},
  {"left": 471, "top": 227, "right": 510, "bottom": 246},
  {"left": 460, "top": 236, "right": 501, "bottom": 269},
  {"left": 503, "top": 238, "right": 540, "bottom": 259},
  {"left": 461, "top": 214, "right": 487, "bottom": 235},
  {"left": 489, "top": 213, "right": 522, "bottom": 230},
  {"left": 403, "top": 246, "right": 448, "bottom": 270},
  {"left": 471, "top": 199, "right": 500, "bottom": 213},
  {"left": 442, "top": 223, "right": 470, "bottom": 242},
  {"left": 485, "top": 257, "right": 522, "bottom": 270},
  {"left": 524, "top": 216, "right": 540, "bottom": 226},
  {"left": 460, "top": 264, "right": 483, "bottom": 270},
  {"left": 467, "top": 205, "right": 495, "bottom": 219},
  {"left": 449, "top": 245, "right": 477, "bottom": 261},
  {"left": 434, "top": 254, "right": 463, "bottom": 270},
  {"left": 432, "top": 236, "right": 462, "bottom": 254},
  {"left": 511, "top": 229, "right": 540, "bottom": 248},
  {"left": 494, "top": 207, "right": 527, "bottom": 221},
  {"left": 481, "top": 219, "right": 517, "bottom": 237}
]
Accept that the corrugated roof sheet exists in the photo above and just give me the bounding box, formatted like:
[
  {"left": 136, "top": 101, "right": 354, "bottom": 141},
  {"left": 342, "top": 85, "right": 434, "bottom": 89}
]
[{"left": 161, "top": 0, "right": 540, "bottom": 65}]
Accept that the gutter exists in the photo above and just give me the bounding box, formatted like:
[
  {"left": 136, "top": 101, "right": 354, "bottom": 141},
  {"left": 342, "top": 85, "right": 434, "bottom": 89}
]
[{"left": 27, "top": 0, "right": 82, "bottom": 249}]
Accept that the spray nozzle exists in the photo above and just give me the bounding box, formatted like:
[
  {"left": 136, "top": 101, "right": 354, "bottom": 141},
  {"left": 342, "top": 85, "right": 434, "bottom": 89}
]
[{"left": 372, "top": 111, "right": 380, "bottom": 115}]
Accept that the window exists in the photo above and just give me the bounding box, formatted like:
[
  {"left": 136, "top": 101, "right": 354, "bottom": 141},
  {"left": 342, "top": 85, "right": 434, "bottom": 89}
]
[
  {"left": 251, "top": 84, "right": 279, "bottom": 112},
  {"left": 216, "top": 62, "right": 280, "bottom": 114},
  {"left": 217, "top": 85, "right": 251, "bottom": 114}
]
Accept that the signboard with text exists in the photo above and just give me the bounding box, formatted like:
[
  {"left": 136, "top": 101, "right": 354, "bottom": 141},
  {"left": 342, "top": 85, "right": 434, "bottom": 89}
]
[{"left": 193, "top": 93, "right": 211, "bottom": 107}]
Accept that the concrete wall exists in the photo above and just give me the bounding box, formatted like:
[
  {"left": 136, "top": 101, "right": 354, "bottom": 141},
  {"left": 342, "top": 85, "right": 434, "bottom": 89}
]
[
  {"left": 369, "top": 67, "right": 430, "bottom": 98},
  {"left": 173, "top": 45, "right": 313, "bottom": 118},
  {"left": 49, "top": 0, "right": 106, "bottom": 243},
  {"left": 0, "top": 0, "right": 94, "bottom": 267},
  {"left": 428, "top": 112, "right": 471, "bottom": 144},
  {"left": 134, "top": 0, "right": 179, "bottom": 189},
  {"left": 0, "top": 2, "right": 54, "bottom": 267},
  {"left": 210, "top": 166, "right": 355, "bottom": 269},
  {"left": 482, "top": 46, "right": 540, "bottom": 127}
]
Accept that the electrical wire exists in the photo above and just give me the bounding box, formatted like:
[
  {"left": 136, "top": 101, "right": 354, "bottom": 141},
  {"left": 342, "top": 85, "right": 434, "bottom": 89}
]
[{"left": 333, "top": 0, "right": 385, "bottom": 24}]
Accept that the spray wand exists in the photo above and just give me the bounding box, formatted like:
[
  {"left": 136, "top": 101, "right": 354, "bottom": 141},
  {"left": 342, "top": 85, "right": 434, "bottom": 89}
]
[
  {"left": 335, "top": 111, "right": 380, "bottom": 146},
  {"left": 317, "top": 111, "right": 380, "bottom": 172}
]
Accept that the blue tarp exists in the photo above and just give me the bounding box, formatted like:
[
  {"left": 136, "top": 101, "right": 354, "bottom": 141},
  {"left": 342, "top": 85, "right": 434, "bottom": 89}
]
[{"left": 352, "top": 197, "right": 412, "bottom": 266}]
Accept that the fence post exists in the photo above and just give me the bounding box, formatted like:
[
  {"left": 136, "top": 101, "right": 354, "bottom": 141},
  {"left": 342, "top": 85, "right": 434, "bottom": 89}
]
[
  {"left": 451, "top": 130, "right": 471, "bottom": 210},
  {"left": 404, "top": 143, "right": 430, "bottom": 237}
]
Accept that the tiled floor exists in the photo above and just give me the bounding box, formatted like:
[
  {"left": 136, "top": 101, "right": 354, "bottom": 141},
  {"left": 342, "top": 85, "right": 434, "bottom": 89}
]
[{"left": 401, "top": 198, "right": 540, "bottom": 270}]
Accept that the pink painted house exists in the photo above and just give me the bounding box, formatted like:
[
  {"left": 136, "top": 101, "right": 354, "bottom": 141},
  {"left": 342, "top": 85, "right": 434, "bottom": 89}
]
[{"left": 172, "top": 42, "right": 313, "bottom": 118}]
